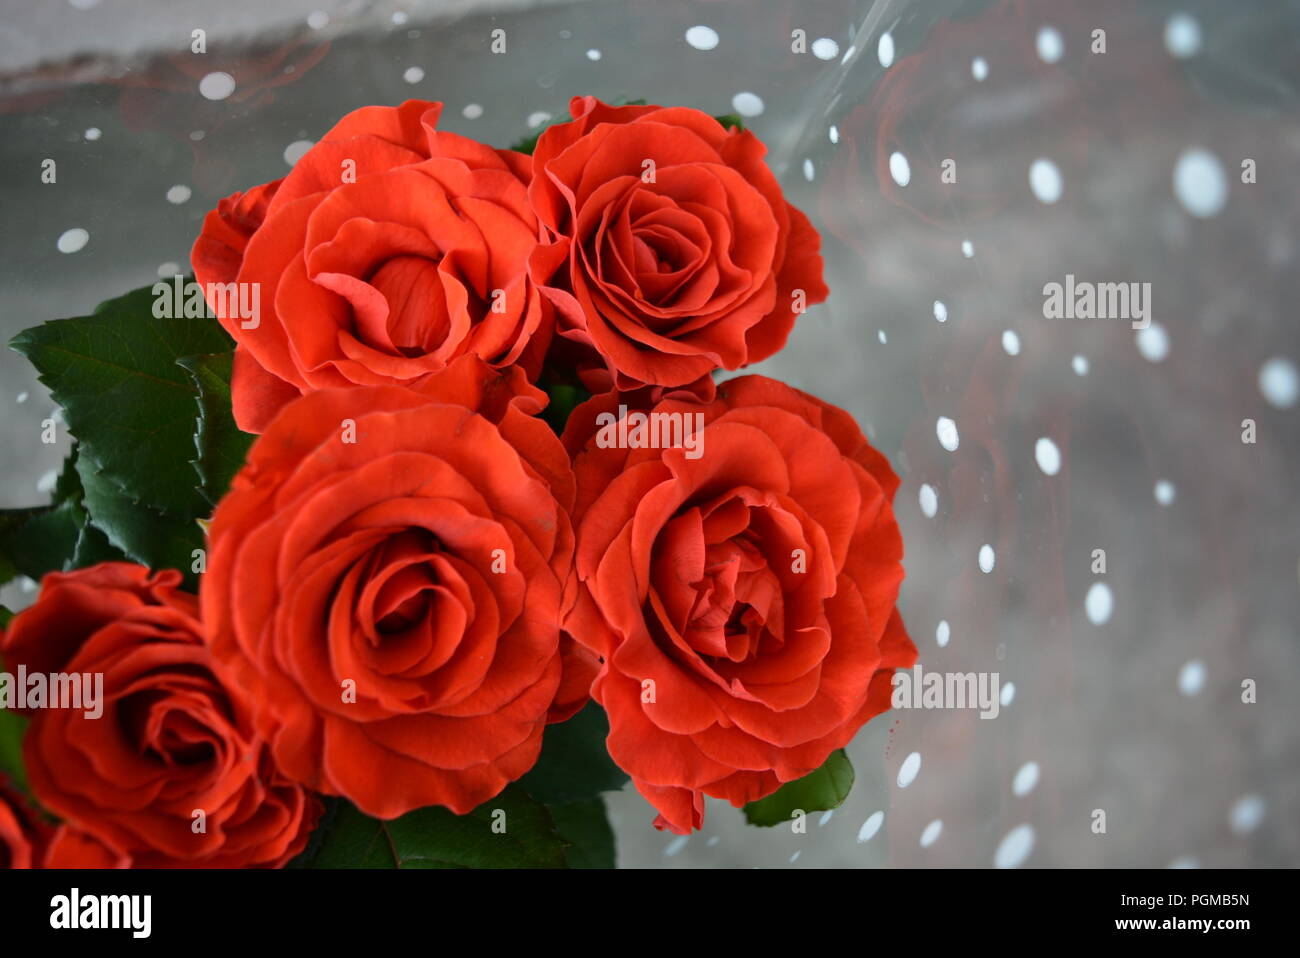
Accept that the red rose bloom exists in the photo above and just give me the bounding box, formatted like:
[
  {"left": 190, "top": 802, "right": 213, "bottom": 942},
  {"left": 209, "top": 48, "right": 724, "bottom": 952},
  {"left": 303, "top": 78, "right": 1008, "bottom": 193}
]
[
  {"left": 0, "top": 563, "right": 320, "bottom": 868},
  {"left": 0, "top": 781, "right": 48, "bottom": 869},
  {"left": 528, "top": 96, "right": 829, "bottom": 391},
  {"left": 43, "top": 826, "right": 130, "bottom": 869},
  {"left": 563, "top": 377, "right": 915, "bottom": 833},
  {"left": 201, "top": 357, "right": 582, "bottom": 819},
  {"left": 192, "top": 99, "right": 573, "bottom": 433}
]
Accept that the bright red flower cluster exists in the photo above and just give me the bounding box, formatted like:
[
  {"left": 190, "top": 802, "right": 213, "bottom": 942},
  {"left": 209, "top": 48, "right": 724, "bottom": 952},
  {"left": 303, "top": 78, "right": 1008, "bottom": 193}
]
[{"left": 1, "top": 96, "right": 912, "bottom": 864}]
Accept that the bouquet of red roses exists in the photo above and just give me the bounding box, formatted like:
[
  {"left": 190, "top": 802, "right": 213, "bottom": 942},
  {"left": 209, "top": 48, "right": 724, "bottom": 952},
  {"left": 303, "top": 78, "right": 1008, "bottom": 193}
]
[{"left": 0, "top": 96, "right": 914, "bottom": 869}]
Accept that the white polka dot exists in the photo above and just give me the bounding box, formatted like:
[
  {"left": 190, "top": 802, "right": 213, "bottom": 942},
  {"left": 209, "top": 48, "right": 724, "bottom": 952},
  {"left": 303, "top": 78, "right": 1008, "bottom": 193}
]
[
  {"left": 878, "top": 32, "right": 895, "bottom": 67},
  {"left": 1002, "top": 330, "right": 1021, "bottom": 356},
  {"left": 283, "top": 139, "right": 313, "bottom": 166},
  {"left": 812, "top": 38, "right": 840, "bottom": 61},
  {"left": 828, "top": 125, "right": 839, "bottom": 144},
  {"left": 83, "top": 127, "right": 101, "bottom": 141},
  {"left": 36, "top": 468, "right": 59, "bottom": 494},
  {"left": 936, "top": 416, "right": 959, "bottom": 452},
  {"left": 391, "top": 11, "right": 408, "bottom": 25},
  {"left": 803, "top": 158, "right": 815, "bottom": 182},
  {"left": 979, "top": 544, "right": 996, "bottom": 574},
  {"left": 877, "top": 329, "right": 887, "bottom": 344},
  {"left": 936, "top": 619, "right": 950, "bottom": 648},
  {"left": 165, "top": 184, "right": 191, "bottom": 205},
  {"left": 199, "top": 71, "right": 236, "bottom": 101},
  {"left": 1034, "top": 437, "right": 1061, "bottom": 476},
  {"left": 1169, "top": 856, "right": 1200, "bottom": 869},
  {"left": 1137, "top": 322, "right": 1170, "bottom": 362},
  {"left": 462, "top": 103, "right": 484, "bottom": 119},
  {"left": 961, "top": 239, "right": 974, "bottom": 258},
  {"left": 971, "top": 57, "right": 989, "bottom": 81},
  {"left": 403, "top": 66, "right": 424, "bottom": 84},
  {"left": 818, "top": 809, "right": 834, "bottom": 826},
  {"left": 1173, "top": 148, "right": 1227, "bottom": 218},
  {"left": 1258, "top": 357, "right": 1299, "bottom": 409},
  {"left": 889, "top": 151, "right": 911, "bottom": 187},
  {"left": 586, "top": 48, "right": 602, "bottom": 61},
  {"left": 1085, "top": 582, "right": 1113, "bottom": 625},
  {"left": 897, "top": 751, "right": 921, "bottom": 788},
  {"left": 1154, "top": 479, "right": 1177, "bottom": 506},
  {"left": 789, "top": 850, "right": 801, "bottom": 863},
  {"left": 307, "top": 10, "right": 329, "bottom": 30},
  {"left": 664, "top": 834, "right": 689, "bottom": 856},
  {"left": 685, "top": 25, "right": 719, "bottom": 51},
  {"left": 994, "top": 824, "right": 1035, "bottom": 868},
  {"left": 933, "top": 300, "right": 948, "bottom": 323},
  {"left": 1036, "top": 26, "right": 1064, "bottom": 63},
  {"left": 919, "top": 483, "right": 938, "bottom": 518},
  {"left": 840, "top": 45, "right": 857, "bottom": 64},
  {"left": 920, "top": 819, "right": 943, "bottom": 848},
  {"left": 56, "top": 228, "right": 89, "bottom": 254},
  {"left": 731, "top": 92, "right": 764, "bottom": 117},
  {"left": 15, "top": 392, "right": 28, "bottom": 403},
  {"left": 527, "top": 111, "right": 552, "bottom": 129},
  {"left": 1164, "top": 12, "right": 1202, "bottom": 59},
  {"left": 1000, "top": 681, "right": 1016, "bottom": 706},
  {"left": 1178, "top": 659, "right": 1206, "bottom": 696},
  {"left": 1072, "top": 354, "right": 1089, "bottom": 376},
  {"left": 1013, "top": 761, "right": 1040, "bottom": 797},
  {"left": 1228, "top": 794, "right": 1265, "bottom": 835},
  {"left": 157, "top": 261, "right": 181, "bottom": 278},
  {"left": 1029, "top": 157, "right": 1063, "bottom": 204},
  {"left": 857, "top": 810, "right": 884, "bottom": 843}
]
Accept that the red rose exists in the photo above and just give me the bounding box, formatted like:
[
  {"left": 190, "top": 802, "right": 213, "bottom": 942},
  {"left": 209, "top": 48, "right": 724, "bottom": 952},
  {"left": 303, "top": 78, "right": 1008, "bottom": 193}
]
[
  {"left": 191, "top": 178, "right": 282, "bottom": 307},
  {"left": 42, "top": 826, "right": 130, "bottom": 869},
  {"left": 563, "top": 377, "right": 915, "bottom": 833},
  {"left": 0, "top": 563, "right": 320, "bottom": 868},
  {"left": 201, "top": 357, "right": 582, "bottom": 818},
  {"left": 529, "top": 96, "right": 829, "bottom": 391},
  {"left": 0, "top": 781, "right": 48, "bottom": 869},
  {"left": 192, "top": 99, "right": 572, "bottom": 433}
]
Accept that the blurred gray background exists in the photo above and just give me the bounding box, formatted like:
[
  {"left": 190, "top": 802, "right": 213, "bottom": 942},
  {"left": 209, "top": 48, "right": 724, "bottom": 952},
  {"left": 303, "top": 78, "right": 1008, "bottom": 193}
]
[{"left": 1, "top": 0, "right": 1296, "bottom": 867}]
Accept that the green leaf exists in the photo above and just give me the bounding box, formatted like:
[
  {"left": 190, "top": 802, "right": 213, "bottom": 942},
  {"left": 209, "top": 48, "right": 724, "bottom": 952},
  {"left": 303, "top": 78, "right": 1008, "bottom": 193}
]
[
  {"left": 286, "top": 797, "right": 341, "bottom": 868},
  {"left": 548, "top": 797, "right": 615, "bottom": 868},
  {"left": 540, "top": 381, "right": 591, "bottom": 437},
  {"left": 0, "top": 711, "right": 27, "bottom": 793},
  {"left": 8, "top": 285, "right": 236, "bottom": 583},
  {"left": 0, "top": 710, "right": 26, "bottom": 794},
  {"left": 517, "top": 701, "right": 628, "bottom": 804},
  {"left": 177, "top": 352, "right": 253, "bottom": 504},
  {"left": 71, "top": 518, "right": 128, "bottom": 568},
  {"left": 9, "top": 283, "right": 233, "bottom": 519},
  {"left": 0, "top": 509, "right": 45, "bottom": 585},
  {"left": 307, "top": 786, "right": 571, "bottom": 869},
  {"left": 0, "top": 653, "right": 29, "bottom": 793},
  {"left": 0, "top": 450, "right": 130, "bottom": 585},
  {"left": 714, "top": 113, "right": 745, "bottom": 132},
  {"left": 0, "top": 501, "right": 83, "bottom": 584},
  {"left": 75, "top": 453, "right": 202, "bottom": 586},
  {"left": 50, "top": 447, "right": 83, "bottom": 505},
  {"left": 742, "top": 749, "right": 855, "bottom": 827}
]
